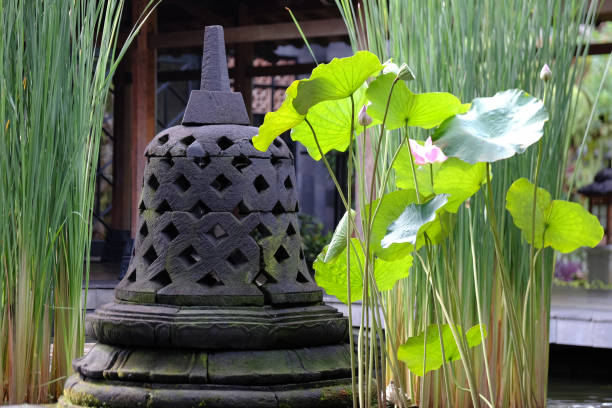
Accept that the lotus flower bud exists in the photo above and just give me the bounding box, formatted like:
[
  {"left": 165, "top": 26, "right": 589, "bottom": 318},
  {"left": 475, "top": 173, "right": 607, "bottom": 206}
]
[
  {"left": 540, "top": 64, "right": 552, "bottom": 82},
  {"left": 397, "top": 63, "right": 415, "bottom": 81},
  {"left": 358, "top": 104, "right": 373, "bottom": 126}
]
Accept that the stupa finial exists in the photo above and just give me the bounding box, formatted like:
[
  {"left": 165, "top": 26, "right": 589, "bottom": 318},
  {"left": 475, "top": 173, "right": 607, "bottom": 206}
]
[
  {"left": 182, "top": 25, "right": 249, "bottom": 126},
  {"left": 200, "top": 25, "right": 231, "bottom": 92}
]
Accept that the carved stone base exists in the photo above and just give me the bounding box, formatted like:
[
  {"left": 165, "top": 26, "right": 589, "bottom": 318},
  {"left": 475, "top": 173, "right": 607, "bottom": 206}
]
[
  {"left": 87, "top": 302, "right": 349, "bottom": 350},
  {"left": 58, "top": 343, "right": 353, "bottom": 408}
]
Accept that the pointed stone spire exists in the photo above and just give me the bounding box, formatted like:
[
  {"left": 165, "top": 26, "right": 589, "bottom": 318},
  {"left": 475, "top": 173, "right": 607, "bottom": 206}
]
[
  {"left": 182, "top": 25, "right": 249, "bottom": 126},
  {"left": 200, "top": 26, "right": 231, "bottom": 92}
]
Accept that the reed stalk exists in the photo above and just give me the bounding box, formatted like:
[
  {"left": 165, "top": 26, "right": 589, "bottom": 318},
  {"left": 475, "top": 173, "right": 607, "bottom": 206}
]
[
  {"left": 0, "top": 0, "right": 155, "bottom": 403},
  {"left": 335, "top": 0, "right": 597, "bottom": 406}
]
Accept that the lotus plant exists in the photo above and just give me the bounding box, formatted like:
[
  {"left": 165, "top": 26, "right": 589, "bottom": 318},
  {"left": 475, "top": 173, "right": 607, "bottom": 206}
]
[{"left": 253, "top": 51, "right": 603, "bottom": 408}]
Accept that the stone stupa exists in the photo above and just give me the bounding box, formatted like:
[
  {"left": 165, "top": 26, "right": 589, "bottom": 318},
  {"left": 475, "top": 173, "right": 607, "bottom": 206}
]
[{"left": 59, "top": 25, "right": 353, "bottom": 408}]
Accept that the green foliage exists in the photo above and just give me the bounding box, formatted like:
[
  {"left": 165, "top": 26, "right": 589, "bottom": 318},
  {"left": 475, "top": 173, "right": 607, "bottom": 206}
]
[
  {"left": 393, "top": 148, "right": 439, "bottom": 196},
  {"left": 393, "top": 155, "right": 488, "bottom": 213},
  {"left": 367, "top": 72, "right": 469, "bottom": 130},
  {"left": 298, "top": 213, "right": 332, "bottom": 270},
  {"left": 0, "top": 0, "right": 156, "bottom": 402},
  {"left": 324, "top": 209, "right": 355, "bottom": 263},
  {"left": 252, "top": 82, "right": 303, "bottom": 152},
  {"left": 433, "top": 89, "right": 549, "bottom": 164},
  {"left": 433, "top": 159, "right": 488, "bottom": 212},
  {"left": 313, "top": 238, "right": 411, "bottom": 304},
  {"left": 368, "top": 190, "right": 420, "bottom": 260},
  {"left": 381, "top": 194, "right": 448, "bottom": 249},
  {"left": 397, "top": 324, "right": 487, "bottom": 376},
  {"left": 506, "top": 178, "right": 603, "bottom": 252},
  {"left": 291, "top": 86, "right": 372, "bottom": 160},
  {"left": 292, "top": 51, "right": 382, "bottom": 114}
]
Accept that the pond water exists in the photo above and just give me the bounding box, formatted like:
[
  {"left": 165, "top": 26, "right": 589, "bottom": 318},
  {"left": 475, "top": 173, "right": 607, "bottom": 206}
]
[{"left": 547, "top": 378, "right": 612, "bottom": 407}]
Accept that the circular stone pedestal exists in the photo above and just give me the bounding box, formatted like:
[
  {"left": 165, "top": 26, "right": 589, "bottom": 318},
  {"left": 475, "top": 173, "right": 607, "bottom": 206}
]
[
  {"left": 59, "top": 343, "right": 353, "bottom": 408},
  {"left": 58, "top": 302, "right": 353, "bottom": 408}
]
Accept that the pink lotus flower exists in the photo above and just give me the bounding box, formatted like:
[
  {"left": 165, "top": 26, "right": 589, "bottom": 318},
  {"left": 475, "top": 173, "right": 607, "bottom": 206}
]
[{"left": 409, "top": 137, "right": 447, "bottom": 165}]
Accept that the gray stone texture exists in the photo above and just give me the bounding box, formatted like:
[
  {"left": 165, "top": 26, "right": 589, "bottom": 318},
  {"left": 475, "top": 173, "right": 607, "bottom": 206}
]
[{"left": 61, "top": 25, "right": 353, "bottom": 408}]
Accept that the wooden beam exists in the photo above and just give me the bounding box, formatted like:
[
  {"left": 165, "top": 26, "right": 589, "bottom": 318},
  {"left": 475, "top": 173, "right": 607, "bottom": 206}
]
[
  {"left": 157, "top": 63, "right": 318, "bottom": 82},
  {"left": 148, "top": 18, "right": 348, "bottom": 49},
  {"left": 586, "top": 42, "right": 612, "bottom": 55},
  {"left": 130, "top": 0, "right": 157, "bottom": 237}
]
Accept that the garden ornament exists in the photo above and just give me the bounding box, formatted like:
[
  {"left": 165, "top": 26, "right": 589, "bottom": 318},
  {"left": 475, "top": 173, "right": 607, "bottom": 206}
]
[{"left": 59, "top": 25, "right": 353, "bottom": 408}]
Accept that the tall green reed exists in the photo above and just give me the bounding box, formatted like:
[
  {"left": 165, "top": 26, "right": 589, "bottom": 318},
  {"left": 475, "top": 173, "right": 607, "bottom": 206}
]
[
  {"left": 336, "top": 1, "right": 596, "bottom": 406},
  {"left": 0, "top": 0, "right": 155, "bottom": 403}
]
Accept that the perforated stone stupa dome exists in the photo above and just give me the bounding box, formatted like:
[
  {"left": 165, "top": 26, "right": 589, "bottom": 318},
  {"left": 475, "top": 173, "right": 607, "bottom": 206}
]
[{"left": 59, "top": 25, "right": 353, "bottom": 408}]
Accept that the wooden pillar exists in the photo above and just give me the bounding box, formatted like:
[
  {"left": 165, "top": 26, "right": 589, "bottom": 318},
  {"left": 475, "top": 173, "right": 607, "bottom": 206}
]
[
  {"left": 129, "top": 0, "right": 157, "bottom": 237},
  {"left": 111, "top": 64, "right": 132, "bottom": 235}
]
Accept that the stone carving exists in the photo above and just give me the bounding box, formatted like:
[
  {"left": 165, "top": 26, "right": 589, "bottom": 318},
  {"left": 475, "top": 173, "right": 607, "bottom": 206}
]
[{"left": 59, "top": 25, "right": 353, "bottom": 408}]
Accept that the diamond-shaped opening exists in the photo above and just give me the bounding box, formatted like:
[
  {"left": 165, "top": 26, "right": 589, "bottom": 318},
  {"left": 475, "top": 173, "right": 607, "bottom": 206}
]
[
  {"left": 272, "top": 201, "right": 285, "bottom": 215},
  {"left": 150, "top": 269, "right": 172, "bottom": 288},
  {"left": 174, "top": 174, "right": 191, "bottom": 192},
  {"left": 211, "top": 174, "right": 232, "bottom": 192},
  {"left": 197, "top": 271, "right": 224, "bottom": 287},
  {"left": 232, "top": 155, "right": 252, "bottom": 171},
  {"left": 274, "top": 245, "right": 290, "bottom": 263},
  {"left": 251, "top": 223, "right": 272, "bottom": 240},
  {"left": 158, "top": 134, "right": 169, "bottom": 145},
  {"left": 142, "top": 246, "right": 158, "bottom": 266},
  {"left": 271, "top": 156, "right": 282, "bottom": 167},
  {"left": 253, "top": 175, "right": 269, "bottom": 193},
  {"left": 195, "top": 155, "right": 211, "bottom": 169},
  {"left": 232, "top": 200, "right": 250, "bottom": 220},
  {"left": 191, "top": 200, "right": 210, "bottom": 218},
  {"left": 206, "top": 224, "right": 227, "bottom": 239},
  {"left": 139, "top": 222, "right": 148, "bottom": 237},
  {"left": 161, "top": 222, "right": 179, "bottom": 241},
  {"left": 294, "top": 202, "right": 300, "bottom": 212},
  {"left": 181, "top": 135, "right": 196, "bottom": 146},
  {"left": 254, "top": 271, "right": 277, "bottom": 287},
  {"left": 286, "top": 223, "right": 296, "bottom": 236},
  {"left": 299, "top": 249, "right": 305, "bottom": 260},
  {"left": 272, "top": 139, "right": 283, "bottom": 148},
  {"left": 126, "top": 269, "right": 136, "bottom": 282},
  {"left": 217, "top": 136, "right": 234, "bottom": 150},
  {"left": 296, "top": 271, "right": 309, "bottom": 283},
  {"left": 139, "top": 199, "right": 146, "bottom": 212},
  {"left": 161, "top": 157, "right": 174, "bottom": 168},
  {"left": 179, "top": 245, "right": 201, "bottom": 266},
  {"left": 284, "top": 176, "right": 293, "bottom": 189},
  {"left": 147, "top": 174, "right": 160, "bottom": 190},
  {"left": 157, "top": 199, "right": 172, "bottom": 214},
  {"left": 227, "top": 249, "right": 249, "bottom": 266}
]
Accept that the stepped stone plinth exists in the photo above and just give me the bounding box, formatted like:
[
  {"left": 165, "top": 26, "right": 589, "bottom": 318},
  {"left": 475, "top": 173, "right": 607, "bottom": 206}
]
[{"left": 59, "top": 25, "right": 353, "bottom": 408}]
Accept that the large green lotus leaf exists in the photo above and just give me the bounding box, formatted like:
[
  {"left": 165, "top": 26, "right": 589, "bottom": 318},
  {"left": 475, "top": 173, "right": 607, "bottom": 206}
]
[
  {"left": 433, "top": 89, "right": 549, "bottom": 164},
  {"left": 506, "top": 178, "right": 603, "bottom": 253},
  {"left": 324, "top": 209, "right": 356, "bottom": 263},
  {"left": 415, "top": 210, "right": 455, "bottom": 248},
  {"left": 314, "top": 238, "right": 411, "bottom": 304},
  {"left": 381, "top": 194, "right": 448, "bottom": 249},
  {"left": 368, "top": 190, "right": 420, "bottom": 261},
  {"left": 398, "top": 324, "right": 487, "bottom": 376},
  {"left": 393, "top": 145, "right": 440, "bottom": 197},
  {"left": 546, "top": 201, "right": 604, "bottom": 253},
  {"left": 291, "top": 86, "right": 371, "bottom": 161},
  {"left": 292, "top": 51, "right": 382, "bottom": 115},
  {"left": 366, "top": 73, "right": 468, "bottom": 130},
  {"left": 433, "top": 158, "right": 488, "bottom": 213},
  {"left": 252, "top": 81, "right": 303, "bottom": 152},
  {"left": 505, "top": 178, "right": 551, "bottom": 247}
]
